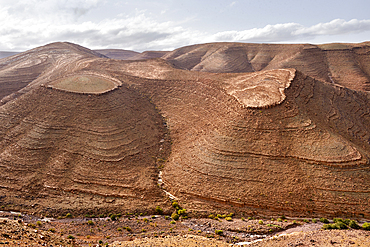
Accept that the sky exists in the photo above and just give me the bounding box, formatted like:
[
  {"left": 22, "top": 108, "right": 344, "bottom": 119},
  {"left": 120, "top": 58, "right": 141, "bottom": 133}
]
[{"left": 0, "top": 0, "right": 369, "bottom": 52}]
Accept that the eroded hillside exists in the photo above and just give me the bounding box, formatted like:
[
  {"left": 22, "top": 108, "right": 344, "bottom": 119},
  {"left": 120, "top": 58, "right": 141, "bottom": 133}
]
[
  {"left": 162, "top": 42, "right": 370, "bottom": 92},
  {"left": 0, "top": 41, "right": 369, "bottom": 220}
]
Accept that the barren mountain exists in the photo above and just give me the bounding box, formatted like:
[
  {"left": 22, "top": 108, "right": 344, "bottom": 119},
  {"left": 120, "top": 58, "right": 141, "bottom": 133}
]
[
  {"left": 0, "top": 42, "right": 170, "bottom": 215},
  {"left": 0, "top": 41, "right": 369, "bottom": 221},
  {"left": 163, "top": 42, "right": 370, "bottom": 92},
  {"left": 95, "top": 49, "right": 168, "bottom": 60},
  {"left": 0, "top": 51, "right": 19, "bottom": 59}
]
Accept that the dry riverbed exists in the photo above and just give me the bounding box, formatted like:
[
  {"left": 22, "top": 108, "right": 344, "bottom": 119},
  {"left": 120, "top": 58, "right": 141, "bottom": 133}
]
[{"left": 0, "top": 211, "right": 368, "bottom": 246}]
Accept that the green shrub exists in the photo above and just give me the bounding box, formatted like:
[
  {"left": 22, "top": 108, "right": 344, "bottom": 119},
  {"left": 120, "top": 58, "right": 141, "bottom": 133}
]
[
  {"left": 215, "top": 229, "right": 223, "bottom": 235},
  {"left": 110, "top": 214, "right": 117, "bottom": 221},
  {"left": 36, "top": 221, "right": 42, "bottom": 226},
  {"left": 333, "top": 218, "right": 344, "bottom": 223},
  {"left": 49, "top": 228, "right": 56, "bottom": 233},
  {"left": 117, "top": 228, "right": 122, "bottom": 232},
  {"left": 170, "top": 221, "right": 176, "bottom": 224},
  {"left": 143, "top": 218, "right": 148, "bottom": 223},
  {"left": 362, "top": 222, "right": 370, "bottom": 230},
  {"left": 28, "top": 223, "right": 36, "bottom": 229},
  {"left": 258, "top": 220, "right": 264, "bottom": 225},
  {"left": 165, "top": 216, "right": 169, "bottom": 220},
  {"left": 225, "top": 217, "right": 232, "bottom": 221},
  {"left": 322, "top": 222, "right": 347, "bottom": 230},
  {"left": 125, "top": 226, "right": 132, "bottom": 232},
  {"left": 227, "top": 213, "right": 234, "bottom": 217},
  {"left": 277, "top": 218, "right": 282, "bottom": 222},
  {"left": 322, "top": 224, "right": 335, "bottom": 230},
  {"left": 177, "top": 209, "right": 186, "bottom": 215},
  {"left": 312, "top": 219, "right": 317, "bottom": 223},
  {"left": 67, "top": 235, "right": 75, "bottom": 239},
  {"left": 303, "top": 219, "right": 309, "bottom": 223},
  {"left": 155, "top": 206, "right": 163, "bottom": 214},
  {"left": 66, "top": 213, "right": 72, "bottom": 218},
  {"left": 87, "top": 220, "right": 94, "bottom": 225},
  {"left": 171, "top": 212, "right": 179, "bottom": 221},
  {"left": 349, "top": 220, "right": 360, "bottom": 229},
  {"left": 335, "top": 221, "right": 348, "bottom": 229},
  {"left": 241, "top": 217, "right": 245, "bottom": 221},
  {"left": 172, "top": 201, "right": 179, "bottom": 208},
  {"left": 320, "top": 218, "right": 329, "bottom": 223},
  {"left": 208, "top": 214, "right": 214, "bottom": 219}
]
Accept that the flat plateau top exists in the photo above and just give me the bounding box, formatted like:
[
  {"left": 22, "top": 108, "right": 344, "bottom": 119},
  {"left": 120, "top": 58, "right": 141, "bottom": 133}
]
[{"left": 49, "top": 74, "right": 119, "bottom": 94}]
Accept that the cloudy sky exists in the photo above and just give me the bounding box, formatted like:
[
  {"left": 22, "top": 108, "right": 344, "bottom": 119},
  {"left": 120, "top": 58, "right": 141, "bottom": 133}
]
[{"left": 0, "top": 0, "right": 369, "bottom": 51}]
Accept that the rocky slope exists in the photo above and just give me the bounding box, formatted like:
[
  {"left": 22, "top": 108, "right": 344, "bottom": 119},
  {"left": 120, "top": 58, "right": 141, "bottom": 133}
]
[{"left": 0, "top": 41, "right": 369, "bottom": 221}]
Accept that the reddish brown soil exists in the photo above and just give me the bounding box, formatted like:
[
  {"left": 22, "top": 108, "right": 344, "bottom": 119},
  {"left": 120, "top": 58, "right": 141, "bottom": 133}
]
[
  {"left": 0, "top": 41, "right": 369, "bottom": 224},
  {"left": 163, "top": 42, "right": 370, "bottom": 92},
  {"left": 0, "top": 211, "right": 320, "bottom": 246},
  {"left": 95, "top": 49, "right": 169, "bottom": 60}
]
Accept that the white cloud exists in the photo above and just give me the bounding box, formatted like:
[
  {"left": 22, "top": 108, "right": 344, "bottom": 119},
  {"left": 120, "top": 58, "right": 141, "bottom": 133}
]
[
  {"left": 212, "top": 23, "right": 302, "bottom": 42},
  {"left": 211, "top": 19, "right": 370, "bottom": 43},
  {"left": 295, "top": 19, "right": 370, "bottom": 37},
  {"left": 0, "top": 0, "right": 369, "bottom": 52}
]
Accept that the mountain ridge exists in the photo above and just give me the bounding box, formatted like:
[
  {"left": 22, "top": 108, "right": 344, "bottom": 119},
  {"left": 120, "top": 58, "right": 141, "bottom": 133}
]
[{"left": 0, "top": 41, "right": 369, "bottom": 219}]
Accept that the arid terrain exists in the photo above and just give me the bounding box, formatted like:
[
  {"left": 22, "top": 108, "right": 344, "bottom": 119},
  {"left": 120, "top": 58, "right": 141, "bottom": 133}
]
[{"left": 0, "top": 41, "right": 370, "bottom": 245}]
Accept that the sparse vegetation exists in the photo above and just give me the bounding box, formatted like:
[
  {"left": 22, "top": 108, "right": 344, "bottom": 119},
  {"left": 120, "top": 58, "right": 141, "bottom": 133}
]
[
  {"left": 155, "top": 206, "right": 163, "bottom": 214},
  {"left": 172, "top": 201, "right": 179, "bottom": 209},
  {"left": 320, "top": 218, "right": 329, "bottom": 223},
  {"left": 28, "top": 223, "right": 36, "bottom": 229},
  {"left": 349, "top": 220, "right": 360, "bottom": 229},
  {"left": 362, "top": 222, "right": 370, "bottom": 230},
  {"left": 171, "top": 212, "right": 179, "bottom": 221},
  {"left": 109, "top": 214, "right": 117, "bottom": 221}
]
